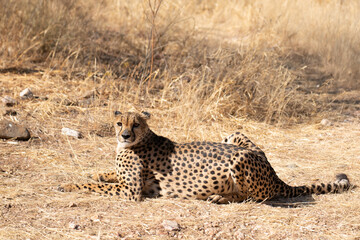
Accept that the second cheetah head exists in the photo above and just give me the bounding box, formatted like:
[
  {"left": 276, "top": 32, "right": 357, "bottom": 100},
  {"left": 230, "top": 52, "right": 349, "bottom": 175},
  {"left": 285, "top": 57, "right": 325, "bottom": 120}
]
[{"left": 114, "top": 111, "right": 151, "bottom": 149}]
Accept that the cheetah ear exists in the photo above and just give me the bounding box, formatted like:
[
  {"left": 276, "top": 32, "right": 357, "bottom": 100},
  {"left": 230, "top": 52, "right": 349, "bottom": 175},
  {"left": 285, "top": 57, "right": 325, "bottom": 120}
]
[
  {"left": 114, "top": 111, "right": 122, "bottom": 116},
  {"left": 141, "top": 111, "right": 151, "bottom": 119}
]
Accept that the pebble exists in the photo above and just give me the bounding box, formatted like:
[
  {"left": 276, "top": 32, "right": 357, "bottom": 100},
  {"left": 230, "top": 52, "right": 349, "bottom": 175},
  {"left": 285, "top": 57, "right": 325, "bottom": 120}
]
[
  {"left": 320, "top": 119, "right": 332, "bottom": 126},
  {"left": 161, "top": 220, "right": 180, "bottom": 231},
  {"left": 286, "top": 163, "right": 299, "bottom": 169},
  {"left": 61, "top": 127, "right": 83, "bottom": 139},
  {"left": 204, "top": 227, "right": 218, "bottom": 236},
  {"left": 68, "top": 202, "right": 78, "bottom": 207},
  {"left": 68, "top": 222, "right": 81, "bottom": 230},
  {"left": 90, "top": 214, "right": 101, "bottom": 223},
  {"left": 3, "top": 109, "right": 17, "bottom": 116},
  {"left": 1, "top": 96, "right": 16, "bottom": 107},
  {"left": 19, "top": 88, "right": 33, "bottom": 99},
  {"left": 0, "top": 120, "right": 31, "bottom": 140}
]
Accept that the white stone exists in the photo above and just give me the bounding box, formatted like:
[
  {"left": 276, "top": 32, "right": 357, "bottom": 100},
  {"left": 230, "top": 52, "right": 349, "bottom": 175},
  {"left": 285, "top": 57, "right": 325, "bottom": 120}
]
[
  {"left": 286, "top": 163, "right": 299, "bottom": 169},
  {"left": 1, "top": 96, "right": 16, "bottom": 106},
  {"left": 320, "top": 119, "right": 332, "bottom": 126},
  {"left": 162, "top": 220, "right": 180, "bottom": 231},
  {"left": 61, "top": 127, "right": 82, "bottom": 139},
  {"left": 68, "top": 222, "right": 81, "bottom": 230},
  {"left": 19, "top": 88, "right": 33, "bottom": 99}
]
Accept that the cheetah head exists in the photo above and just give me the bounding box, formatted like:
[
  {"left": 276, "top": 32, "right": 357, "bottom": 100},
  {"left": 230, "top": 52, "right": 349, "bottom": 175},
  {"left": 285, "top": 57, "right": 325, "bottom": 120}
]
[{"left": 114, "top": 111, "right": 151, "bottom": 149}]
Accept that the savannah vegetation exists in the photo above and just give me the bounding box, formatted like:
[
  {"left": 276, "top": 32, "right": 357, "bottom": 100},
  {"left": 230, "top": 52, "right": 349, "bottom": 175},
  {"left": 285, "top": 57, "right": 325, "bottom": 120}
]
[{"left": 1, "top": 0, "right": 359, "bottom": 239}]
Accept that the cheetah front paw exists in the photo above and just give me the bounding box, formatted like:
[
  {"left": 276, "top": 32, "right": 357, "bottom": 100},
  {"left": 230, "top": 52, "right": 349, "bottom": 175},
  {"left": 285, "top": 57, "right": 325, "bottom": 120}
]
[
  {"left": 207, "top": 194, "right": 229, "bottom": 204},
  {"left": 88, "top": 172, "right": 119, "bottom": 183},
  {"left": 88, "top": 173, "right": 99, "bottom": 181},
  {"left": 58, "top": 184, "right": 79, "bottom": 192}
]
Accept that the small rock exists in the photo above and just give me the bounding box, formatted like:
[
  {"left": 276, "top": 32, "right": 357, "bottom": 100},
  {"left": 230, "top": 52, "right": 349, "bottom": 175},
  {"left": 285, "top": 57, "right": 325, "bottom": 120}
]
[
  {"left": 3, "top": 109, "right": 17, "bottom": 116},
  {"left": 68, "top": 222, "right": 81, "bottom": 230},
  {"left": 204, "top": 227, "right": 218, "bottom": 236},
  {"left": 0, "top": 120, "right": 31, "bottom": 140},
  {"left": 286, "top": 163, "right": 299, "bottom": 169},
  {"left": 90, "top": 214, "right": 101, "bottom": 223},
  {"left": 1, "top": 96, "right": 16, "bottom": 107},
  {"left": 4, "top": 203, "right": 12, "bottom": 209},
  {"left": 161, "top": 220, "right": 180, "bottom": 231},
  {"left": 91, "top": 218, "right": 101, "bottom": 223},
  {"left": 20, "top": 88, "right": 33, "bottom": 99},
  {"left": 68, "top": 202, "right": 78, "bottom": 207},
  {"left": 61, "top": 127, "right": 82, "bottom": 139},
  {"left": 320, "top": 119, "right": 332, "bottom": 126}
]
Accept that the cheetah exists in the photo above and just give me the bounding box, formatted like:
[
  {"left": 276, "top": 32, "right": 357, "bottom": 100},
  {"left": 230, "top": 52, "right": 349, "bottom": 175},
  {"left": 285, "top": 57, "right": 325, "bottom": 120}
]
[
  {"left": 59, "top": 111, "right": 351, "bottom": 203},
  {"left": 222, "top": 132, "right": 266, "bottom": 160}
]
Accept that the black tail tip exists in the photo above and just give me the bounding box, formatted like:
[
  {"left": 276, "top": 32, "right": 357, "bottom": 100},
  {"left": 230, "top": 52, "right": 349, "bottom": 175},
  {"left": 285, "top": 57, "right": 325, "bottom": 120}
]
[{"left": 336, "top": 173, "right": 349, "bottom": 181}]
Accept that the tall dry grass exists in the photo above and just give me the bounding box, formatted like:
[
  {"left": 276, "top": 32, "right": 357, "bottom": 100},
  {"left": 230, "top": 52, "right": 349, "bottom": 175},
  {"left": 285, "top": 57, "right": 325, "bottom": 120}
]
[{"left": 1, "top": 0, "right": 359, "bottom": 124}]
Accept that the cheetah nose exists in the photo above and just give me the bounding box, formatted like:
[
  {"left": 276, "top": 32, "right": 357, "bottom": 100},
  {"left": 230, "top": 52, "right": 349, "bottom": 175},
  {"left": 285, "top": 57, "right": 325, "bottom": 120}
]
[{"left": 121, "top": 133, "right": 131, "bottom": 139}]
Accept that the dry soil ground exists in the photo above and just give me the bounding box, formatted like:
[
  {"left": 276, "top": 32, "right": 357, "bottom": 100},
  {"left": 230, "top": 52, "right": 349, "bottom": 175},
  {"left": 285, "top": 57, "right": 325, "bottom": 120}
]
[{"left": 1, "top": 73, "right": 360, "bottom": 240}]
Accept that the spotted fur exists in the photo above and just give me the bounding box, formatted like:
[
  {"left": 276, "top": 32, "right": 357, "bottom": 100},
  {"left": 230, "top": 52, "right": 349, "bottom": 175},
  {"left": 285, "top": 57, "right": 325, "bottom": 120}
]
[{"left": 59, "top": 112, "right": 351, "bottom": 203}]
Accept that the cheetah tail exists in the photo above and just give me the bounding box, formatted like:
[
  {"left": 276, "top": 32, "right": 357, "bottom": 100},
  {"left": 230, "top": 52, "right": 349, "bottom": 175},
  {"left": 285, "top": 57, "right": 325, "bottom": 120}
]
[{"left": 279, "top": 173, "right": 351, "bottom": 198}]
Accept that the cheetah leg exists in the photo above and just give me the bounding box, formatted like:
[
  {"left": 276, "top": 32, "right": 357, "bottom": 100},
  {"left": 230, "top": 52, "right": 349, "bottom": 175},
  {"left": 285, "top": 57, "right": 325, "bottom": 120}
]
[
  {"left": 58, "top": 181, "right": 143, "bottom": 201},
  {"left": 229, "top": 149, "right": 279, "bottom": 201},
  {"left": 222, "top": 132, "right": 266, "bottom": 159},
  {"left": 207, "top": 193, "right": 247, "bottom": 204},
  {"left": 59, "top": 168, "right": 144, "bottom": 201},
  {"left": 90, "top": 171, "right": 119, "bottom": 183},
  {"left": 58, "top": 182, "right": 137, "bottom": 198},
  {"left": 230, "top": 149, "right": 352, "bottom": 201}
]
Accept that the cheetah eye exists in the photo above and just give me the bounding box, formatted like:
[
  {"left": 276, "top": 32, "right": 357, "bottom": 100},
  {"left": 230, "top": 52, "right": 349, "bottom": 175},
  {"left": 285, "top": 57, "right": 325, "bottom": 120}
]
[
  {"left": 133, "top": 123, "right": 140, "bottom": 128},
  {"left": 116, "top": 122, "right": 122, "bottom": 127}
]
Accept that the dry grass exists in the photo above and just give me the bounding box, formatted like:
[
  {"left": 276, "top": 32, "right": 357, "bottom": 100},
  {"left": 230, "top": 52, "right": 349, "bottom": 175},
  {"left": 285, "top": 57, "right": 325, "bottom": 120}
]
[
  {"left": 1, "top": 0, "right": 360, "bottom": 239},
  {"left": 1, "top": 0, "right": 359, "bottom": 124},
  {"left": 1, "top": 74, "right": 359, "bottom": 238}
]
